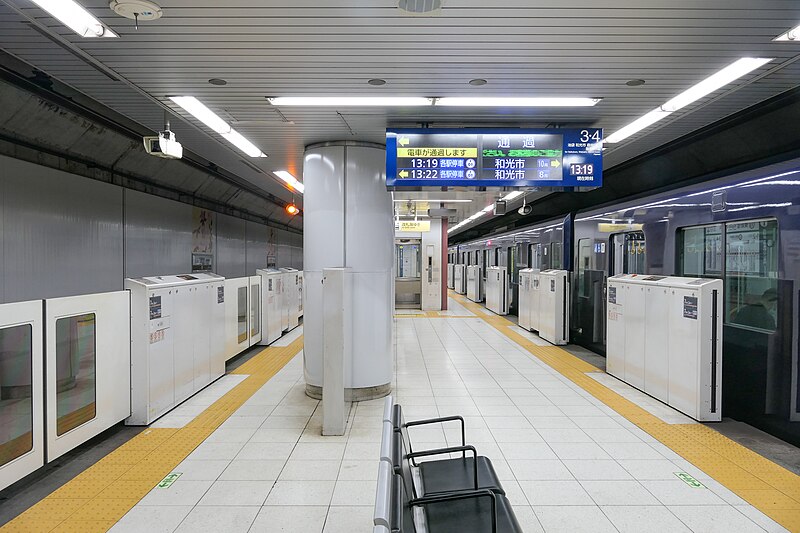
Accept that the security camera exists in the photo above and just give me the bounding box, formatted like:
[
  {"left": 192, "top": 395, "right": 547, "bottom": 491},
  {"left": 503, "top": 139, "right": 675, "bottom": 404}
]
[
  {"left": 144, "top": 130, "right": 183, "bottom": 159},
  {"left": 518, "top": 204, "right": 533, "bottom": 216}
]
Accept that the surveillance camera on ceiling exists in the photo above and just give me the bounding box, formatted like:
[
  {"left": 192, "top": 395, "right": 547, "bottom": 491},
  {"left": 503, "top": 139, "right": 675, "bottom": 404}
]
[{"left": 143, "top": 130, "right": 183, "bottom": 160}]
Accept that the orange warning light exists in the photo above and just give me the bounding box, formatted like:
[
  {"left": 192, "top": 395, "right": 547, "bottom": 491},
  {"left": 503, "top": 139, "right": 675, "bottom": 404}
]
[{"left": 285, "top": 203, "right": 300, "bottom": 216}]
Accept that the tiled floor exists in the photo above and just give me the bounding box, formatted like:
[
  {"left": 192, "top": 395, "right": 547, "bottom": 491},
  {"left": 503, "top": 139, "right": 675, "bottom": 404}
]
[{"left": 109, "top": 301, "right": 789, "bottom": 532}]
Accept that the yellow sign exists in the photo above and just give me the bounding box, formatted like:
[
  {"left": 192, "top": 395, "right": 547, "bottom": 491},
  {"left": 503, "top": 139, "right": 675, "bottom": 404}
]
[
  {"left": 597, "top": 223, "right": 644, "bottom": 233},
  {"left": 398, "top": 220, "right": 431, "bottom": 232},
  {"left": 397, "top": 148, "right": 478, "bottom": 158}
]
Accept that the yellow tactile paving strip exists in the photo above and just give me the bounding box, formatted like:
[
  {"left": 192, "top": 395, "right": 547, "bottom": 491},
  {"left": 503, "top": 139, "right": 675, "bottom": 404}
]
[
  {"left": 448, "top": 291, "right": 800, "bottom": 532},
  {"left": 1, "top": 336, "right": 303, "bottom": 533}
]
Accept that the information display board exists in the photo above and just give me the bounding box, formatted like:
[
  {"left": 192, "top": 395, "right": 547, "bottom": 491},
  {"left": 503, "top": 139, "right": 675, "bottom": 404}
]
[{"left": 386, "top": 128, "right": 603, "bottom": 189}]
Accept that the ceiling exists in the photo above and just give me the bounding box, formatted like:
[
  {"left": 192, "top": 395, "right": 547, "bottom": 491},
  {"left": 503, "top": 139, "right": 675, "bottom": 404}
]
[{"left": 1, "top": 0, "right": 799, "bottom": 232}]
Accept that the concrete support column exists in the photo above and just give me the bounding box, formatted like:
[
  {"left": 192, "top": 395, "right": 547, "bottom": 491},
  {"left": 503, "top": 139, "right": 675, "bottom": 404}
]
[{"left": 303, "top": 141, "right": 393, "bottom": 401}]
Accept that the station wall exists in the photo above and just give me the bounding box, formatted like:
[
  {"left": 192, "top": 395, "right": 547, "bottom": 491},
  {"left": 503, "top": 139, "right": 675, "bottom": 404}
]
[{"left": 0, "top": 154, "right": 302, "bottom": 304}]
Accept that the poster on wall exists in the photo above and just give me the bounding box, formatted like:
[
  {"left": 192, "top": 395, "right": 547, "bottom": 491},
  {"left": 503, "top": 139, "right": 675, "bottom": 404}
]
[
  {"left": 267, "top": 228, "right": 277, "bottom": 268},
  {"left": 192, "top": 208, "right": 214, "bottom": 272}
]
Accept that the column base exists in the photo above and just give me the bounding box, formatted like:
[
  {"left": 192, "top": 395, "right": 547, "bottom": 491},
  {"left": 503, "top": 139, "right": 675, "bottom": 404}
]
[{"left": 305, "top": 382, "right": 392, "bottom": 402}]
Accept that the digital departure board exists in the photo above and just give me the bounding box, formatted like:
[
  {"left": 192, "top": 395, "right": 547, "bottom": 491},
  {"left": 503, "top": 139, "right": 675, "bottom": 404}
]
[{"left": 385, "top": 128, "right": 603, "bottom": 189}]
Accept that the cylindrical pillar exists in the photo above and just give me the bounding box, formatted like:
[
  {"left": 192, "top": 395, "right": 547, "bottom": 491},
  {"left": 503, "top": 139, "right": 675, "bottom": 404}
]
[{"left": 303, "top": 141, "right": 393, "bottom": 401}]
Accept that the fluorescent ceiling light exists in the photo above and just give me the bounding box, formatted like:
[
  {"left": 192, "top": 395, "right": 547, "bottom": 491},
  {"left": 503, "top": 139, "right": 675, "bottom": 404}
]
[
  {"left": 274, "top": 170, "right": 305, "bottom": 194},
  {"left": 170, "top": 96, "right": 267, "bottom": 158},
  {"left": 268, "top": 97, "right": 432, "bottom": 106},
  {"left": 605, "top": 57, "right": 772, "bottom": 144},
  {"left": 605, "top": 109, "right": 672, "bottom": 144},
  {"left": 774, "top": 24, "right": 800, "bottom": 41},
  {"left": 483, "top": 205, "right": 495, "bottom": 212},
  {"left": 30, "top": 0, "right": 117, "bottom": 37},
  {"left": 392, "top": 199, "right": 472, "bottom": 203},
  {"left": 661, "top": 57, "right": 772, "bottom": 112},
  {"left": 502, "top": 191, "right": 524, "bottom": 201},
  {"left": 436, "top": 97, "right": 601, "bottom": 107}
]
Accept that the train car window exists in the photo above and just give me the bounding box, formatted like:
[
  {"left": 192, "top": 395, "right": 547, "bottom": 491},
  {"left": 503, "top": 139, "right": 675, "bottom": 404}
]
[
  {"left": 725, "top": 219, "right": 778, "bottom": 332},
  {"left": 678, "top": 224, "right": 723, "bottom": 277},
  {"left": 552, "top": 242, "right": 563, "bottom": 270},
  {"left": 625, "top": 232, "right": 646, "bottom": 274}
]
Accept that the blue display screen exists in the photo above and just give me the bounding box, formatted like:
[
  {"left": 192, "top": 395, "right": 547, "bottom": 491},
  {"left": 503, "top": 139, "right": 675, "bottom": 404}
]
[{"left": 386, "top": 128, "right": 603, "bottom": 189}]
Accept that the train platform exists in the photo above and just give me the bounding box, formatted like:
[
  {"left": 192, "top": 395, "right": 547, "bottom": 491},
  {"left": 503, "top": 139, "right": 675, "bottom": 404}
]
[{"left": 1, "top": 294, "right": 799, "bottom": 533}]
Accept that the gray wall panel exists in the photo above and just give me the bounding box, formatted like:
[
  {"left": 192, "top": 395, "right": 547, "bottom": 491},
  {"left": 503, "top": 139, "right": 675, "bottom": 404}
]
[
  {"left": 1, "top": 155, "right": 124, "bottom": 302},
  {"left": 0, "top": 154, "right": 302, "bottom": 304},
  {"left": 216, "top": 213, "right": 247, "bottom": 278},
  {"left": 246, "top": 220, "right": 269, "bottom": 273},
  {"left": 123, "top": 190, "right": 193, "bottom": 278}
]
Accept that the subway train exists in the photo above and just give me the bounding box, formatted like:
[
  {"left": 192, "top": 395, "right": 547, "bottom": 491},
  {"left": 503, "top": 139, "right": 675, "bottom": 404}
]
[
  {"left": 0, "top": 269, "right": 302, "bottom": 492},
  {"left": 449, "top": 157, "right": 800, "bottom": 447}
]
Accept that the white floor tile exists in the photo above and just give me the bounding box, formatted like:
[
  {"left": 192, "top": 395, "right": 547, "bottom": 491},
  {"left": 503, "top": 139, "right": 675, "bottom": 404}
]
[
  {"left": 249, "top": 505, "right": 328, "bottom": 532},
  {"left": 265, "top": 480, "right": 336, "bottom": 506},
  {"left": 601, "top": 505, "right": 691, "bottom": 533},
  {"left": 337, "top": 460, "right": 380, "bottom": 481},
  {"left": 279, "top": 460, "right": 341, "bottom": 481},
  {"left": 519, "top": 480, "right": 595, "bottom": 506},
  {"left": 198, "top": 480, "right": 274, "bottom": 506},
  {"left": 533, "top": 505, "right": 618, "bottom": 533},
  {"left": 507, "top": 459, "right": 575, "bottom": 480},
  {"left": 110, "top": 505, "right": 192, "bottom": 533},
  {"left": 549, "top": 442, "right": 613, "bottom": 460},
  {"left": 562, "top": 460, "right": 633, "bottom": 481},
  {"left": 322, "top": 505, "right": 375, "bottom": 533},
  {"left": 667, "top": 505, "right": 766, "bottom": 532},
  {"left": 173, "top": 459, "right": 230, "bottom": 481},
  {"left": 581, "top": 480, "right": 661, "bottom": 506},
  {"left": 288, "top": 442, "right": 346, "bottom": 461},
  {"left": 219, "top": 459, "right": 286, "bottom": 481},
  {"left": 174, "top": 505, "right": 259, "bottom": 533},
  {"left": 331, "top": 480, "right": 377, "bottom": 506}
]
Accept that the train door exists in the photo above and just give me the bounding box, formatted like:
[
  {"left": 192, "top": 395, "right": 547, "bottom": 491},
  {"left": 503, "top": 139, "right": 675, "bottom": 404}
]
[
  {"left": 610, "top": 231, "right": 646, "bottom": 275},
  {"left": 572, "top": 237, "right": 607, "bottom": 354}
]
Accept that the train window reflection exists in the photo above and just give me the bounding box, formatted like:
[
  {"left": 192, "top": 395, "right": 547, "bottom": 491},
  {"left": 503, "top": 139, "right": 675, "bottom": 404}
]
[
  {"left": 726, "top": 219, "right": 778, "bottom": 332},
  {"left": 0, "top": 324, "right": 33, "bottom": 466},
  {"left": 56, "top": 314, "right": 96, "bottom": 435},
  {"left": 678, "top": 224, "right": 723, "bottom": 277}
]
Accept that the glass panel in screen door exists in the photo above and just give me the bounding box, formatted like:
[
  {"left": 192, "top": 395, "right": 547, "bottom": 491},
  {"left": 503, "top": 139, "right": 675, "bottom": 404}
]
[
  {"left": 0, "top": 324, "right": 34, "bottom": 465},
  {"left": 55, "top": 314, "right": 96, "bottom": 436},
  {"left": 237, "top": 286, "right": 248, "bottom": 343},
  {"left": 726, "top": 219, "right": 779, "bottom": 332},
  {"left": 251, "top": 283, "right": 261, "bottom": 336}
]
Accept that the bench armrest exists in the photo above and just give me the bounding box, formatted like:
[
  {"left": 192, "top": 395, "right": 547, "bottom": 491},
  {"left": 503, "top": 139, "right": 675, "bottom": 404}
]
[{"left": 404, "top": 415, "right": 466, "bottom": 448}]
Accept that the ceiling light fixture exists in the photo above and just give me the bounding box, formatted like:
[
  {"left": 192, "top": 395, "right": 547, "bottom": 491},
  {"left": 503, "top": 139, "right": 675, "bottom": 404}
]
[
  {"left": 435, "top": 97, "right": 601, "bottom": 107},
  {"left": 469, "top": 79, "right": 488, "bottom": 86},
  {"left": 605, "top": 57, "right": 772, "bottom": 144},
  {"left": 208, "top": 78, "right": 228, "bottom": 86},
  {"left": 368, "top": 79, "right": 387, "bottom": 86},
  {"left": 774, "top": 24, "right": 800, "bottom": 41},
  {"left": 626, "top": 79, "right": 646, "bottom": 87},
  {"left": 274, "top": 170, "right": 305, "bottom": 194},
  {"left": 285, "top": 203, "right": 300, "bottom": 216},
  {"left": 660, "top": 57, "right": 772, "bottom": 112},
  {"left": 30, "top": 0, "right": 117, "bottom": 37},
  {"left": 502, "top": 191, "right": 524, "bottom": 201},
  {"left": 392, "top": 199, "right": 473, "bottom": 203},
  {"left": 268, "top": 97, "right": 432, "bottom": 106},
  {"left": 169, "top": 96, "right": 267, "bottom": 157}
]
